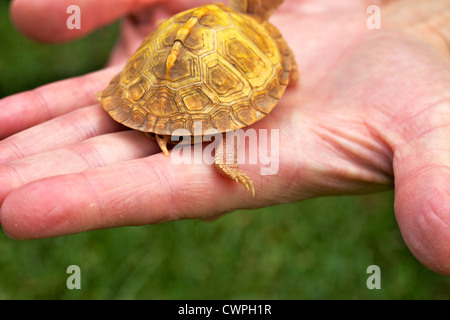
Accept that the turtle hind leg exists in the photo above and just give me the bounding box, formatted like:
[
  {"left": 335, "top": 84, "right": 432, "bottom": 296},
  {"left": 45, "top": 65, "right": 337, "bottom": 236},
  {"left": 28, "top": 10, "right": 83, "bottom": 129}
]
[
  {"left": 213, "top": 134, "right": 255, "bottom": 196},
  {"left": 214, "top": 162, "right": 255, "bottom": 197}
]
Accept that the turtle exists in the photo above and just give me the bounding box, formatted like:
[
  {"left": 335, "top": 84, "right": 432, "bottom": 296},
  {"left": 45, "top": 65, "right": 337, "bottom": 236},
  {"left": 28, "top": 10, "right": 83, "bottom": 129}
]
[{"left": 99, "top": 0, "right": 298, "bottom": 196}]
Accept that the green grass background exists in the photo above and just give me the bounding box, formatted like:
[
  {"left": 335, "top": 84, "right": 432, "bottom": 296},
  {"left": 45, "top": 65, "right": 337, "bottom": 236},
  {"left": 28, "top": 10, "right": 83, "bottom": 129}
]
[{"left": 0, "top": 1, "right": 449, "bottom": 299}]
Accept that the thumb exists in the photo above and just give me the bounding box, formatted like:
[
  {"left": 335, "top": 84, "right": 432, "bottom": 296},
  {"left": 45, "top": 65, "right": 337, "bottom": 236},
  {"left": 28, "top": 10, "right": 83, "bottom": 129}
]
[
  {"left": 10, "top": 0, "right": 219, "bottom": 43},
  {"left": 9, "top": 0, "right": 161, "bottom": 43},
  {"left": 393, "top": 103, "right": 450, "bottom": 275}
]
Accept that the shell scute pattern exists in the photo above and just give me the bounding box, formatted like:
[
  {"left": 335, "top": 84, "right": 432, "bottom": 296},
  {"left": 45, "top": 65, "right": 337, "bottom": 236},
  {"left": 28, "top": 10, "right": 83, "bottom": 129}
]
[{"left": 101, "top": 3, "right": 290, "bottom": 135}]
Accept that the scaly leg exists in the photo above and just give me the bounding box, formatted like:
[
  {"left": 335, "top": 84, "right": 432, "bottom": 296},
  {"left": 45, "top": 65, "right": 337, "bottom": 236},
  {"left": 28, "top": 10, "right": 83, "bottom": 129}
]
[
  {"left": 149, "top": 134, "right": 170, "bottom": 157},
  {"left": 213, "top": 133, "right": 255, "bottom": 196}
]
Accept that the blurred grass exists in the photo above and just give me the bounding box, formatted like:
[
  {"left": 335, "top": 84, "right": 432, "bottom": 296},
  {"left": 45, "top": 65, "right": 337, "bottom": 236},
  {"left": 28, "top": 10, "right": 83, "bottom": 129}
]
[
  {"left": 0, "top": 0, "right": 119, "bottom": 98},
  {"left": 0, "top": 1, "right": 449, "bottom": 299}
]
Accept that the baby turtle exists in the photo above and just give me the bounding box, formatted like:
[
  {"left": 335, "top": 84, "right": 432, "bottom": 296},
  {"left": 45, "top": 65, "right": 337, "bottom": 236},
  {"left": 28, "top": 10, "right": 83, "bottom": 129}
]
[{"left": 99, "top": 0, "right": 298, "bottom": 196}]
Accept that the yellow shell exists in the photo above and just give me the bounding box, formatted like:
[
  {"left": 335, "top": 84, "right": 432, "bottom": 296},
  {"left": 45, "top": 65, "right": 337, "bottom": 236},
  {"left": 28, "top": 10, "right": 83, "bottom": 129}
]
[{"left": 100, "top": 3, "right": 296, "bottom": 135}]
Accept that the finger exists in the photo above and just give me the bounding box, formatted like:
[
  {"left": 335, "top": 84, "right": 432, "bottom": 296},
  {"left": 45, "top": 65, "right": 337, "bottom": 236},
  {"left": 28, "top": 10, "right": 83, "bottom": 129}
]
[
  {"left": 0, "top": 130, "right": 160, "bottom": 205},
  {"left": 0, "top": 104, "right": 123, "bottom": 165},
  {"left": 0, "top": 149, "right": 266, "bottom": 239},
  {"left": 0, "top": 66, "right": 121, "bottom": 139},
  {"left": 393, "top": 102, "right": 450, "bottom": 275},
  {"left": 10, "top": 0, "right": 158, "bottom": 43},
  {"left": 10, "top": 0, "right": 218, "bottom": 43}
]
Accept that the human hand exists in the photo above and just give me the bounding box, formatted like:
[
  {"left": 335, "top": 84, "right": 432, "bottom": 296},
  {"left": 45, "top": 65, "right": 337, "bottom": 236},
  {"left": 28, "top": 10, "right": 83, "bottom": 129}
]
[{"left": 1, "top": 0, "right": 449, "bottom": 274}]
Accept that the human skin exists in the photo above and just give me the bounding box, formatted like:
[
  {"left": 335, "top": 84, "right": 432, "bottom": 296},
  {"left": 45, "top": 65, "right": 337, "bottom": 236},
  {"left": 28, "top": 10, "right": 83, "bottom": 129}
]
[{"left": 0, "top": 0, "right": 449, "bottom": 274}]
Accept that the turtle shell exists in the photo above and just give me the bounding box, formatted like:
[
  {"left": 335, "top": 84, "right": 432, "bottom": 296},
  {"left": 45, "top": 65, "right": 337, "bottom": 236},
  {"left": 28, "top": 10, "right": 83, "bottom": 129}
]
[{"left": 100, "top": 3, "right": 292, "bottom": 135}]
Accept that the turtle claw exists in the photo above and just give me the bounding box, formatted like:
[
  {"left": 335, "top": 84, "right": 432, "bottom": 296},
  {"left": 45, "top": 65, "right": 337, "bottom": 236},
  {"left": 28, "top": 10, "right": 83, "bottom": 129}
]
[{"left": 215, "top": 162, "right": 255, "bottom": 196}]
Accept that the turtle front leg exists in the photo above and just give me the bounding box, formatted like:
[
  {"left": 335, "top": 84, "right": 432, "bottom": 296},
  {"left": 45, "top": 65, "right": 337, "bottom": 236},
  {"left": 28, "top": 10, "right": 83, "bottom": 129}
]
[{"left": 213, "top": 134, "right": 255, "bottom": 196}]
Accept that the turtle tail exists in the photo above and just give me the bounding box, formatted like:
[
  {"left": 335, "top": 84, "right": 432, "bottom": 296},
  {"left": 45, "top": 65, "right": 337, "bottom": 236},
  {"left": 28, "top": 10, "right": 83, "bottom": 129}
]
[{"left": 228, "top": 0, "right": 284, "bottom": 21}]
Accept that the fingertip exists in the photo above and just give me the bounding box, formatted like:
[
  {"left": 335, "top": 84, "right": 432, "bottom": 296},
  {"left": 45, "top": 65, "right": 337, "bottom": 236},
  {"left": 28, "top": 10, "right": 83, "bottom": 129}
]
[
  {"left": 395, "top": 169, "right": 450, "bottom": 275},
  {"left": 1, "top": 181, "right": 50, "bottom": 240},
  {"left": 10, "top": 0, "right": 73, "bottom": 43},
  {"left": 0, "top": 175, "right": 96, "bottom": 239},
  {"left": 419, "top": 188, "right": 450, "bottom": 275}
]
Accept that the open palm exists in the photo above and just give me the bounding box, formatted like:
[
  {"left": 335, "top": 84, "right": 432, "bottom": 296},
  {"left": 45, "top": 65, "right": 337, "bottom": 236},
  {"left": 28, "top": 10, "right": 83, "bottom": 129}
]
[{"left": 1, "top": 0, "right": 449, "bottom": 274}]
